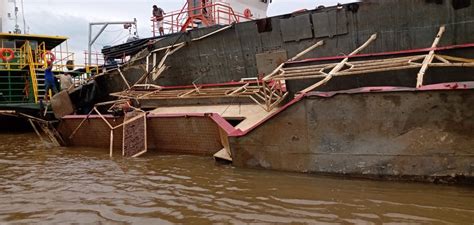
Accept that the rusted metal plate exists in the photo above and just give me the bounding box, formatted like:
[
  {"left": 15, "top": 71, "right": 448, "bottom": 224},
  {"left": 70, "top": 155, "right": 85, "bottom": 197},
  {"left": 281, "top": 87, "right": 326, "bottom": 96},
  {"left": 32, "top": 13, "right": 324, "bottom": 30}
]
[
  {"left": 122, "top": 111, "right": 147, "bottom": 157},
  {"left": 255, "top": 50, "right": 288, "bottom": 76},
  {"left": 280, "top": 14, "right": 313, "bottom": 42},
  {"left": 312, "top": 9, "right": 348, "bottom": 38}
]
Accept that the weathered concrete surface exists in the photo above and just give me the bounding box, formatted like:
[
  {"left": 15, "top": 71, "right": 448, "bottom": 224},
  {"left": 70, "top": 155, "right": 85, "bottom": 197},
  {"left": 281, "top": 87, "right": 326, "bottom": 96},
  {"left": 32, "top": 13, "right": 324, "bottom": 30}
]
[
  {"left": 75, "top": 0, "right": 474, "bottom": 110},
  {"left": 229, "top": 89, "right": 474, "bottom": 183},
  {"left": 103, "top": 0, "right": 474, "bottom": 88}
]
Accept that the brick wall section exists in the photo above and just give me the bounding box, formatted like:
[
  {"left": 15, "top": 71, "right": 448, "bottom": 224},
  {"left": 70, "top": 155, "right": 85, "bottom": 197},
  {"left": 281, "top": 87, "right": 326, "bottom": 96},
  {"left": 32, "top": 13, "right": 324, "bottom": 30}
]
[
  {"left": 58, "top": 117, "right": 124, "bottom": 152},
  {"left": 58, "top": 115, "right": 223, "bottom": 156},
  {"left": 147, "top": 116, "right": 223, "bottom": 155}
]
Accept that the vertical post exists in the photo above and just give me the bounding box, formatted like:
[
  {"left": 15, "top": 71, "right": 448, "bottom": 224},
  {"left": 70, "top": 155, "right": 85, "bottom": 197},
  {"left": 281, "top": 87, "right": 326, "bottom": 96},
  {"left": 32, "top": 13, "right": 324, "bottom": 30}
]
[
  {"left": 109, "top": 129, "right": 114, "bottom": 157},
  {"left": 59, "top": 43, "right": 63, "bottom": 69},
  {"left": 416, "top": 25, "right": 446, "bottom": 88},
  {"left": 88, "top": 23, "right": 92, "bottom": 69},
  {"left": 66, "top": 40, "right": 69, "bottom": 62}
]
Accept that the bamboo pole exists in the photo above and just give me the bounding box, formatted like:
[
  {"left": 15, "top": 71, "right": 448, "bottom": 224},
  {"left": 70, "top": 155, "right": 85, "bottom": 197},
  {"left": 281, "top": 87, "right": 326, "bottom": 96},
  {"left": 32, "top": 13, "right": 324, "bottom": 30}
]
[
  {"left": 416, "top": 25, "right": 446, "bottom": 88},
  {"left": 28, "top": 119, "right": 44, "bottom": 142},
  {"left": 275, "top": 65, "right": 422, "bottom": 81},
  {"left": 93, "top": 107, "right": 113, "bottom": 129},
  {"left": 191, "top": 25, "right": 233, "bottom": 41},
  {"left": 290, "top": 40, "right": 325, "bottom": 62},
  {"left": 430, "top": 62, "right": 474, "bottom": 67},
  {"left": 263, "top": 40, "right": 325, "bottom": 81},
  {"left": 434, "top": 55, "right": 451, "bottom": 64},
  {"left": 94, "top": 99, "right": 129, "bottom": 107},
  {"left": 117, "top": 67, "right": 131, "bottom": 89},
  {"left": 112, "top": 112, "right": 147, "bottom": 130},
  {"left": 68, "top": 109, "right": 94, "bottom": 139},
  {"left": 300, "top": 33, "right": 378, "bottom": 94},
  {"left": 435, "top": 54, "right": 474, "bottom": 63},
  {"left": 109, "top": 130, "right": 114, "bottom": 157},
  {"left": 226, "top": 83, "right": 250, "bottom": 96}
]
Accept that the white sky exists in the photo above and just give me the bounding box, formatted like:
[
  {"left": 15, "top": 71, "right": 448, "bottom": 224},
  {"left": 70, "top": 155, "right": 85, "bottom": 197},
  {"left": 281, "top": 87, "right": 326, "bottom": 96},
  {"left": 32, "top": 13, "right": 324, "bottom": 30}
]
[{"left": 4, "top": 0, "right": 356, "bottom": 60}]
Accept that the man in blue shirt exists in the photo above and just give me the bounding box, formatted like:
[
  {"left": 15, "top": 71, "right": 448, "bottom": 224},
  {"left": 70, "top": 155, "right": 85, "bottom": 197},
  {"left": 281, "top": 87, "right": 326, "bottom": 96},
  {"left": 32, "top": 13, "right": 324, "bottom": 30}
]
[{"left": 44, "top": 62, "right": 58, "bottom": 101}]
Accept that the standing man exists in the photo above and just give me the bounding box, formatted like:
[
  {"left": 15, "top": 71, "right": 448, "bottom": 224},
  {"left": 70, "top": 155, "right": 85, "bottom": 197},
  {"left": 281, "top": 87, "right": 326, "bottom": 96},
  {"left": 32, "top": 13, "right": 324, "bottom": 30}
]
[
  {"left": 44, "top": 62, "right": 58, "bottom": 101},
  {"left": 56, "top": 72, "right": 74, "bottom": 91},
  {"left": 153, "top": 5, "right": 166, "bottom": 36}
]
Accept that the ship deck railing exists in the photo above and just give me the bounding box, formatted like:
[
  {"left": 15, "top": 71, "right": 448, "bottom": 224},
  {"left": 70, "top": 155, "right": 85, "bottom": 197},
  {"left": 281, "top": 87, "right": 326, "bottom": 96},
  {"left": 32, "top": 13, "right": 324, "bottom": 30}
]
[{"left": 151, "top": 1, "right": 251, "bottom": 36}]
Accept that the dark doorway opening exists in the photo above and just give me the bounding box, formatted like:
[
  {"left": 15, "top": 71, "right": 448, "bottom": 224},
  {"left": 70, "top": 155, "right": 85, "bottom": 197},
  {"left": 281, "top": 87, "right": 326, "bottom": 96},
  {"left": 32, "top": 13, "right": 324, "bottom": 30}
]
[{"left": 224, "top": 117, "right": 245, "bottom": 127}]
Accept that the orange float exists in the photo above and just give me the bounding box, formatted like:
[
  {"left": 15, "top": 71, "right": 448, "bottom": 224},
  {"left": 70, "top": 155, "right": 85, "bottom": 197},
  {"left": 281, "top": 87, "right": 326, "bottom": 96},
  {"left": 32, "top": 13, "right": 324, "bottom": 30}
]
[
  {"left": 41, "top": 51, "right": 56, "bottom": 62},
  {"left": 0, "top": 48, "right": 15, "bottom": 62}
]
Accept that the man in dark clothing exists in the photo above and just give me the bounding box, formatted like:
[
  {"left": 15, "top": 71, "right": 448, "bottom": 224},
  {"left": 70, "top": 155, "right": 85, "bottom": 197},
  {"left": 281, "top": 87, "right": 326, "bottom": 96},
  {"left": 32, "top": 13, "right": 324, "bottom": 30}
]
[
  {"left": 153, "top": 5, "right": 166, "bottom": 36},
  {"left": 44, "top": 62, "right": 58, "bottom": 100}
]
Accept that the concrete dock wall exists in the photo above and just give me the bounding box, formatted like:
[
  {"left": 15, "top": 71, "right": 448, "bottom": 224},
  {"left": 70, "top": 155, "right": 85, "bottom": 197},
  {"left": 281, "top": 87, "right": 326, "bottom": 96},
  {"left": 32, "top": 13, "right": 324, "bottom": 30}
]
[{"left": 229, "top": 89, "right": 474, "bottom": 183}]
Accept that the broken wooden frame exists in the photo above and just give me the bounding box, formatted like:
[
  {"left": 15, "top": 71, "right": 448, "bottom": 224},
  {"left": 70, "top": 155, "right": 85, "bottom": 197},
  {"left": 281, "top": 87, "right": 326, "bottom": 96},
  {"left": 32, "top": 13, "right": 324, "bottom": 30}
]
[
  {"left": 416, "top": 25, "right": 446, "bottom": 88},
  {"left": 68, "top": 101, "right": 148, "bottom": 158},
  {"left": 299, "top": 33, "right": 378, "bottom": 94},
  {"left": 0, "top": 111, "right": 65, "bottom": 146},
  {"left": 108, "top": 38, "right": 329, "bottom": 112},
  {"left": 111, "top": 80, "right": 287, "bottom": 112},
  {"left": 271, "top": 53, "right": 474, "bottom": 80},
  {"left": 269, "top": 26, "right": 462, "bottom": 93},
  {"left": 263, "top": 40, "right": 325, "bottom": 81}
]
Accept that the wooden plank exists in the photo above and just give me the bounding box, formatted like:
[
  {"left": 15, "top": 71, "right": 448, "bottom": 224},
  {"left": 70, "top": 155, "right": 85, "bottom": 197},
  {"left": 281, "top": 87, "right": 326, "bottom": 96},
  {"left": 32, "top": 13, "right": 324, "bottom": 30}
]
[
  {"left": 263, "top": 40, "right": 324, "bottom": 81},
  {"left": 416, "top": 26, "right": 446, "bottom": 88},
  {"left": 290, "top": 40, "right": 325, "bottom": 61},
  {"left": 93, "top": 107, "right": 113, "bottom": 129},
  {"left": 28, "top": 119, "right": 44, "bottom": 142},
  {"left": 109, "top": 130, "right": 114, "bottom": 157},
  {"left": 68, "top": 109, "right": 94, "bottom": 139},
  {"left": 117, "top": 67, "right": 131, "bottom": 89},
  {"left": 300, "top": 33, "right": 378, "bottom": 94}
]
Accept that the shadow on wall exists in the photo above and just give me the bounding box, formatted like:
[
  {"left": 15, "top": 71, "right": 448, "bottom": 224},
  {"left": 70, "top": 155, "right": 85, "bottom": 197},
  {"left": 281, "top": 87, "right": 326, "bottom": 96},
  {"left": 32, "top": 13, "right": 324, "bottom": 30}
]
[{"left": 425, "top": 0, "right": 471, "bottom": 9}]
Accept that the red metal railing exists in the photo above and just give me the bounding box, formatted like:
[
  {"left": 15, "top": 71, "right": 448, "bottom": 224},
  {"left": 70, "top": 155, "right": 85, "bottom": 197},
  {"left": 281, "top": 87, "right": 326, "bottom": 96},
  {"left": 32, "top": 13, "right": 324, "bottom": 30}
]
[
  {"left": 84, "top": 51, "right": 105, "bottom": 67},
  {"left": 151, "top": 2, "right": 252, "bottom": 36}
]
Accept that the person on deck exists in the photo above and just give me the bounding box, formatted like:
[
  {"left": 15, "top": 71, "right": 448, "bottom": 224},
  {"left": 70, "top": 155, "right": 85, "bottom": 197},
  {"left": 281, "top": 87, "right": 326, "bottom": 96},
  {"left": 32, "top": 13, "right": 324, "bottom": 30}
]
[
  {"left": 153, "top": 5, "right": 166, "bottom": 36},
  {"left": 44, "top": 62, "right": 58, "bottom": 100},
  {"left": 56, "top": 73, "right": 74, "bottom": 91}
]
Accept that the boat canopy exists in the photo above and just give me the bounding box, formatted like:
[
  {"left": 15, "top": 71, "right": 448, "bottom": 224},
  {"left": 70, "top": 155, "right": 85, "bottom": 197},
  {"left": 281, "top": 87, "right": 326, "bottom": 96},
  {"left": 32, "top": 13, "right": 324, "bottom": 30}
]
[{"left": 0, "top": 33, "right": 68, "bottom": 50}]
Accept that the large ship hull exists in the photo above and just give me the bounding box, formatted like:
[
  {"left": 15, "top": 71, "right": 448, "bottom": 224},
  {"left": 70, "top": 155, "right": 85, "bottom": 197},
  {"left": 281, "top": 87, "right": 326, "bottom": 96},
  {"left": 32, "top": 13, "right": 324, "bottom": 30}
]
[
  {"left": 57, "top": 0, "right": 474, "bottom": 184},
  {"left": 229, "top": 84, "right": 474, "bottom": 184}
]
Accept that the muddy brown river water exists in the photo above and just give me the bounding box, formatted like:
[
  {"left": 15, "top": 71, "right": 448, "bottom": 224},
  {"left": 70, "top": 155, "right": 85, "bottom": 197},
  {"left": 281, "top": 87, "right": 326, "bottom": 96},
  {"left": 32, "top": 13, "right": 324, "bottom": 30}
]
[{"left": 0, "top": 133, "right": 473, "bottom": 224}]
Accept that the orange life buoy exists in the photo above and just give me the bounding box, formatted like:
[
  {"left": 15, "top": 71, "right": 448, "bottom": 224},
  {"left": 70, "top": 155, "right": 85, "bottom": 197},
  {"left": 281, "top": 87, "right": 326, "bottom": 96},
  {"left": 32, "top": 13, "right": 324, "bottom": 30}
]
[
  {"left": 0, "top": 48, "right": 15, "bottom": 62},
  {"left": 244, "top": 8, "right": 252, "bottom": 18},
  {"left": 41, "top": 51, "right": 56, "bottom": 62}
]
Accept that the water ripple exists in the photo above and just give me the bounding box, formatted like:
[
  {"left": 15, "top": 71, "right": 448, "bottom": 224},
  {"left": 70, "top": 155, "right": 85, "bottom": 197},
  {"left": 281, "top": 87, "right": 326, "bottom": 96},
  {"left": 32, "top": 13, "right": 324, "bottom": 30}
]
[{"left": 0, "top": 133, "right": 473, "bottom": 224}]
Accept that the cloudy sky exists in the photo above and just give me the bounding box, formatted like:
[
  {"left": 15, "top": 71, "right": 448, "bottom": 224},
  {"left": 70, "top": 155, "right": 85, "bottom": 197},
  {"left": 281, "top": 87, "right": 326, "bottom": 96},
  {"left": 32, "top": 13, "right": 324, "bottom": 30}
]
[{"left": 5, "top": 0, "right": 356, "bottom": 61}]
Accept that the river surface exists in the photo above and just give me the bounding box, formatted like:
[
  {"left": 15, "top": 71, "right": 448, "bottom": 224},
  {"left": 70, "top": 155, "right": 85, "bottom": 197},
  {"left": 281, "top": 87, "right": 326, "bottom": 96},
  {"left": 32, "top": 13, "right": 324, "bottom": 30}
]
[{"left": 0, "top": 133, "right": 473, "bottom": 224}]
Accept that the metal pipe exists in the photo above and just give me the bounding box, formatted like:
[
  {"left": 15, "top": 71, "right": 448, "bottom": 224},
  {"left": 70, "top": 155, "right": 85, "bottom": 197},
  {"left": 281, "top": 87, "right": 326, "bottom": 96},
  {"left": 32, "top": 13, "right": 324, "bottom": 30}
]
[{"left": 88, "top": 20, "right": 136, "bottom": 68}]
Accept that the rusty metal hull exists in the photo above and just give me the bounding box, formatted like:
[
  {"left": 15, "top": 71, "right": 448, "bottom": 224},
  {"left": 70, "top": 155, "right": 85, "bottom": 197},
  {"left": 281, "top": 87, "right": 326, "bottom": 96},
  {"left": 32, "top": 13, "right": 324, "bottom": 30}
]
[
  {"left": 229, "top": 88, "right": 474, "bottom": 184},
  {"left": 58, "top": 84, "right": 474, "bottom": 184}
]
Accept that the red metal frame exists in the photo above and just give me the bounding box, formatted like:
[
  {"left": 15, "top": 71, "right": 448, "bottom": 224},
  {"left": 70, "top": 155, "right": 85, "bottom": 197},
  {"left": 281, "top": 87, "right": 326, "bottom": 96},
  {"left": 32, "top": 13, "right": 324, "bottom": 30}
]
[
  {"left": 151, "top": 1, "right": 251, "bottom": 36},
  {"left": 84, "top": 51, "right": 105, "bottom": 67}
]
